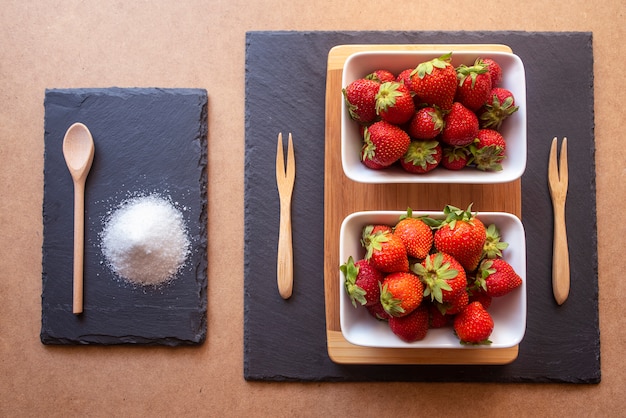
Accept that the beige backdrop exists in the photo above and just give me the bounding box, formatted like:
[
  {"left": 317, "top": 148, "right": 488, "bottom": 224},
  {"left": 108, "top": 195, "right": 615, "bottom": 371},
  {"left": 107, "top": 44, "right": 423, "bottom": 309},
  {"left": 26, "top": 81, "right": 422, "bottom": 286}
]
[{"left": 1, "top": 1, "right": 624, "bottom": 416}]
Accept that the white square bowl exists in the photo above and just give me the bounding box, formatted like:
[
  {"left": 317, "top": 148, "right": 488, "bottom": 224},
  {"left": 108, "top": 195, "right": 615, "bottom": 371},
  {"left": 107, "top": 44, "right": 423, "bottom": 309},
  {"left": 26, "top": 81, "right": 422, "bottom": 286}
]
[
  {"left": 339, "top": 210, "right": 527, "bottom": 349},
  {"left": 341, "top": 48, "right": 527, "bottom": 184}
]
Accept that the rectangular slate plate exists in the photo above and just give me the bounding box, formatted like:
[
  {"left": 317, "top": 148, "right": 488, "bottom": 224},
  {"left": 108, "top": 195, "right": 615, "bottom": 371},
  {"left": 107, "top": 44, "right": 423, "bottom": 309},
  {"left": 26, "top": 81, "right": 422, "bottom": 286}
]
[
  {"left": 41, "top": 88, "right": 208, "bottom": 345},
  {"left": 243, "top": 31, "right": 600, "bottom": 382}
]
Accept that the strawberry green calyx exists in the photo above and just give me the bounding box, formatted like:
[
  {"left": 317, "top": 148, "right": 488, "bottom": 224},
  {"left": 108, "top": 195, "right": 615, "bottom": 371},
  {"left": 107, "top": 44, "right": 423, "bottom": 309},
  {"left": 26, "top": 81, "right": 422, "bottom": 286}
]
[
  {"left": 361, "top": 225, "right": 390, "bottom": 260},
  {"left": 482, "top": 224, "right": 509, "bottom": 259},
  {"left": 443, "top": 145, "right": 470, "bottom": 169},
  {"left": 425, "top": 108, "right": 445, "bottom": 131},
  {"left": 342, "top": 88, "right": 359, "bottom": 121},
  {"left": 411, "top": 52, "right": 453, "bottom": 79},
  {"left": 365, "top": 69, "right": 395, "bottom": 83},
  {"left": 375, "top": 82, "right": 403, "bottom": 114},
  {"left": 399, "top": 207, "right": 438, "bottom": 227},
  {"left": 479, "top": 88, "right": 519, "bottom": 130},
  {"left": 440, "top": 203, "right": 477, "bottom": 230},
  {"left": 411, "top": 253, "right": 458, "bottom": 303},
  {"left": 402, "top": 140, "right": 440, "bottom": 170},
  {"left": 340, "top": 256, "right": 367, "bottom": 307},
  {"left": 456, "top": 62, "right": 489, "bottom": 88},
  {"left": 479, "top": 96, "right": 519, "bottom": 130},
  {"left": 421, "top": 215, "right": 443, "bottom": 229},
  {"left": 398, "top": 207, "right": 415, "bottom": 222},
  {"left": 468, "top": 143, "right": 505, "bottom": 171},
  {"left": 379, "top": 282, "right": 406, "bottom": 317},
  {"left": 361, "top": 127, "right": 376, "bottom": 162},
  {"left": 473, "top": 259, "right": 496, "bottom": 292}
]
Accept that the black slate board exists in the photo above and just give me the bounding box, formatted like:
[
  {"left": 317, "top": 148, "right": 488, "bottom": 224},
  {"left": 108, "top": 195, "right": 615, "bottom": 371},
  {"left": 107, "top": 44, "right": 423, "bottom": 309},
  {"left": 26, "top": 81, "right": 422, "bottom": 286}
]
[
  {"left": 243, "top": 31, "right": 600, "bottom": 382},
  {"left": 41, "top": 88, "right": 208, "bottom": 345}
]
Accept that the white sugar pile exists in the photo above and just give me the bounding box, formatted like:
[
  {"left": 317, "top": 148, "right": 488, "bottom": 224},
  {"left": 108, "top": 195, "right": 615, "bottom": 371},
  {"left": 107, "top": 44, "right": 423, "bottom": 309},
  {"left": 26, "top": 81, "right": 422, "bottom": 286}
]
[{"left": 101, "top": 195, "right": 190, "bottom": 286}]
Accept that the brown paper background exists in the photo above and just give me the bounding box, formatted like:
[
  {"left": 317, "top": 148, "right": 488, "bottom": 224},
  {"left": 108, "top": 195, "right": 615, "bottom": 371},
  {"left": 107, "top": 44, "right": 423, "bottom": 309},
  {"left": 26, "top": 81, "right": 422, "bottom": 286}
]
[{"left": 1, "top": 1, "right": 623, "bottom": 415}]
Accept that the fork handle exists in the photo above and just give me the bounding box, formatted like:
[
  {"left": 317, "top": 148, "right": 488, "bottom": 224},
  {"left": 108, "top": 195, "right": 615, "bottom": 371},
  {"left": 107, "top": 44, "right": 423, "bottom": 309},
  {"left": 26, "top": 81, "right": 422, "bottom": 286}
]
[
  {"left": 277, "top": 199, "right": 293, "bottom": 299},
  {"left": 552, "top": 203, "right": 570, "bottom": 305}
]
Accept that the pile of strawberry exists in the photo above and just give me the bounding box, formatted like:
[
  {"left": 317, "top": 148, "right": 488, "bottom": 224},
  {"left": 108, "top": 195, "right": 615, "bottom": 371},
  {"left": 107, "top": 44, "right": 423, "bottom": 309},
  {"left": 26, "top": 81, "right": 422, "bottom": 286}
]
[
  {"left": 342, "top": 53, "right": 519, "bottom": 172},
  {"left": 340, "top": 205, "right": 522, "bottom": 344}
]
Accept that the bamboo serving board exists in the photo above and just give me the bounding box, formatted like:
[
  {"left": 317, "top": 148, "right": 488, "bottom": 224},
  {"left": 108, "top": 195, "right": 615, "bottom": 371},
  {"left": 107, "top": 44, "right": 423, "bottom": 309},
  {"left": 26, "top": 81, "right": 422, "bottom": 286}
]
[{"left": 323, "top": 44, "right": 522, "bottom": 364}]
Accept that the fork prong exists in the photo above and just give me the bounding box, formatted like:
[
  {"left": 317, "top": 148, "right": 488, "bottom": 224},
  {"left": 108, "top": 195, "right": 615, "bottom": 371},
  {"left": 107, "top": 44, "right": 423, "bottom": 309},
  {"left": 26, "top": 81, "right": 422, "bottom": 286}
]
[
  {"left": 559, "top": 137, "right": 568, "bottom": 190},
  {"left": 276, "top": 132, "right": 285, "bottom": 181},
  {"left": 285, "top": 133, "right": 295, "bottom": 182},
  {"left": 548, "top": 136, "right": 559, "bottom": 188}
]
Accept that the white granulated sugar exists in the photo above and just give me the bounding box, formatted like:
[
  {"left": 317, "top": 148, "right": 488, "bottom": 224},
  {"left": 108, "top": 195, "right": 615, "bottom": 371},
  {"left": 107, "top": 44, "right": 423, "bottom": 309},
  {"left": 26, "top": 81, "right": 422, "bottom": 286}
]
[{"left": 101, "top": 195, "right": 190, "bottom": 286}]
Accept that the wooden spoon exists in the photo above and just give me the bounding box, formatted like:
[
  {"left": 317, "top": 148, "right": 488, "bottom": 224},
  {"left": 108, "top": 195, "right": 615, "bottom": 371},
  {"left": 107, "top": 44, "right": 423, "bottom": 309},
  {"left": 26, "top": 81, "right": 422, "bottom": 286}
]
[{"left": 62, "top": 123, "right": 95, "bottom": 314}]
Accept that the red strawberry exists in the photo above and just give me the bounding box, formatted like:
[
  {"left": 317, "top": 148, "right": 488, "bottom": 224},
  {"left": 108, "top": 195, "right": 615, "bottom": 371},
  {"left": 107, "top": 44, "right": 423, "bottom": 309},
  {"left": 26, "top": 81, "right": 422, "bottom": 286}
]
[
  {"left": 469, "top": 129, "right": 506, "bottom": 171},
  {"left": 361, "top": 226, "right": 409, "bottom": 273},
  {"left": 359, "top": 126, "right": 387, "bottom": 169},
  {"left": 482, "top": 223, "right": 509, "bottom": 259},
  {"left": 369, "top": 224, "right": 393, "bottom": 235},
  {"left": 342, "top": 78, "right": 380, "bottom": 124},
  {"left": 468, "top": 287, "right": 493, "bottom": 309},
  {"left": 433, "top": 204, "right": 487, "bottom": 272},
  {"left": 362, "top": 121, "right": 411, "bottom": 167},
  {"left": 427, "top": 302, "right": 451, "bottom": 328},
  {"left": 475, "top": 258, "right": 522, "bottom": 297},
  {"left": 441, "top": 102, "right": 479, "bottom": 147},
  {"left": 360, "top": 143, "right": 387, "bottom": 170},
  {"left": 441, "top": 145, "right": 470, "bottom": 170},
  {"left": 481, "top": 58, "right": 503, "bottom": 87},
  {"left": 412, "top": 252, "right": 467, "bottom": 304},
  {"left": 393, "top": 208, "right": 434, "bottom": 259},
  {"left": 388, "top": 304, "right": 429, "bottom": 342},
  {"left": 396, "top": 68, "right": 415, "bottom": 91},
  {"left": 375, "top": 81, "right": 415, "bottom": 125},
  {"left": 380, "top": 271, "right": 424, "bottom": 317},
  {"left": 366, "top": 69, "right": 396, "bottom": 84},
  {"left": 407, "top": 106, "right": 444, "bottom": 140},
  {"left": 478, "top": 87, "right": 519, "bottom": 130},
  {"left": 340, "top": 256, "right": 385, "bottom": 307},
  {"left": 444, "top": 287, "right": 469, "bottom": 315},
  {"left": 453, "top": 301, "right": 494, "bottom": 344},
  {"left": 367, "top": 301, "right": 392, "bottom": 321},
  {"left": 410, "top": 53, "right": 457, "bottom": 111},
  {"left": 455, "top": 60, "right": 493, "bottom": 111},
  {"left": 400, "top": 140, "right": 442, "bottom": 174}
]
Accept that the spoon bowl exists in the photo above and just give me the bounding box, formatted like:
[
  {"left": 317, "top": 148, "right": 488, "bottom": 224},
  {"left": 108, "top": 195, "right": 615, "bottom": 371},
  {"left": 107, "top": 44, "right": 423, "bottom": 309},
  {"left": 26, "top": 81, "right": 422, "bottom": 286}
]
[
  {"left": 62, "top": 122, "right": 95, "bottom": 314},
  {"left": 63, "top": 123, "right": 95, "bottom": 181}
]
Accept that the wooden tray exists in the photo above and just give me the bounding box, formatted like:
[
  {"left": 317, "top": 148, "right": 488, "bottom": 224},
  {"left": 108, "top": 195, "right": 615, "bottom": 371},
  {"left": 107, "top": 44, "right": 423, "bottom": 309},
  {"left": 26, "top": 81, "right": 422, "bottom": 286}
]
[{"left": 323, "top": 44, "right": 522, "bottom": 364}]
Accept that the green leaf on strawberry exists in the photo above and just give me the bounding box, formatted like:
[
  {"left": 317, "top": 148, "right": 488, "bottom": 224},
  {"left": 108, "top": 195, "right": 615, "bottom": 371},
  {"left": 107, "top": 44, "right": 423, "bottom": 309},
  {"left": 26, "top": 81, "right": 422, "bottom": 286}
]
[
  {"left": 411, "top": 252, "right": 458, "bottom": 304},
  {"left": 482, "top": 223, "right": 509, "bottom": 259},
  {"left": 340, "top": 256, "right": 368, "bottom": 308},
  {"left": 441, "top": 203, "right": 476, "bottom": 229},
  {"left": 411, "top": 52, "right": 453, "bottom": 79}
]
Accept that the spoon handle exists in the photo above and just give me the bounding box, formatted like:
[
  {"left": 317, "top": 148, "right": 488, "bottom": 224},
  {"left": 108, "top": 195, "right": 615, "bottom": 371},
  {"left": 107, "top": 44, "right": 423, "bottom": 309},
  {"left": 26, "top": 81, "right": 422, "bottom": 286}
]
[{"left": 72, "top": 181, "right": 86, "bottom": 314}]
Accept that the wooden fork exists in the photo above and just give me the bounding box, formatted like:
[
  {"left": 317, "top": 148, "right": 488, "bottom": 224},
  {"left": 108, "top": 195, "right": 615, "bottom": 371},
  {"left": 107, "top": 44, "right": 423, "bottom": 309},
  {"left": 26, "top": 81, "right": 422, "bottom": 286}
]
[
  {"left": 275, "top": 132, "right": 295, "bottom": 299},
  {"left": 548, "top": 137, "right": 569, "bottom": 305}
]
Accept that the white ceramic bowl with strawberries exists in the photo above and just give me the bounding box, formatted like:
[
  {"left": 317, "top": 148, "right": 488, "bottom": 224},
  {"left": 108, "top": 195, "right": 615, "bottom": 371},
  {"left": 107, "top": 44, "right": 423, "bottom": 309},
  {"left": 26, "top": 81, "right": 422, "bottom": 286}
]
[
  {"left": 341, "top": 48, "right": 527, "bottom": 183},
  {"left": 338, "top": 210, "right": 527, "bottom": 349}
]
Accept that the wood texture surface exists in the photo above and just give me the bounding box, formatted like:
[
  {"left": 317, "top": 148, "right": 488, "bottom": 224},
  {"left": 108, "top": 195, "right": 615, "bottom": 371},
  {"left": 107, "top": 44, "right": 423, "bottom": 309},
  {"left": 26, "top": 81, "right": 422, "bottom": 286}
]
[{"left": 324, "top": 44, "right": 522, "bottom": 364}]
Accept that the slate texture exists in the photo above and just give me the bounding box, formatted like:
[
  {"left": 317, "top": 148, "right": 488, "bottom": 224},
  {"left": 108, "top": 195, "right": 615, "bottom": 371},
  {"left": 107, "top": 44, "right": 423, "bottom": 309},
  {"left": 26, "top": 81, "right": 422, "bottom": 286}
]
[
  {"left": 41, "top": 88, "right": 208, "bottom": 345},
  {"left": 243, "top": 31, "right": 599, "bottom": 382}
]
